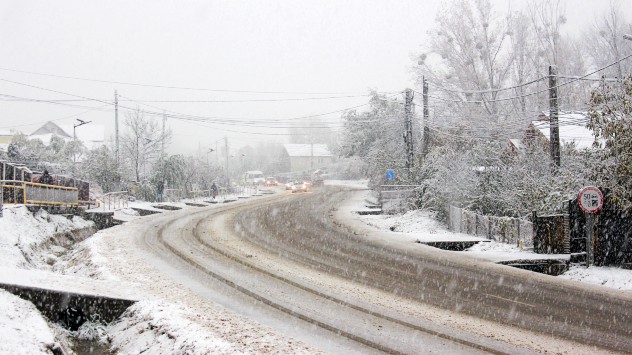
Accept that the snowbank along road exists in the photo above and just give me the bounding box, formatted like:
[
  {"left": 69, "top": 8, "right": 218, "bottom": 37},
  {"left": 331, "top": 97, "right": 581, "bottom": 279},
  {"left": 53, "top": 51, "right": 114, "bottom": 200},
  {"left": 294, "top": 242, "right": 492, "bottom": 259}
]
[{"left": 98, "top": 186, "right": 631, "bottom": 353}]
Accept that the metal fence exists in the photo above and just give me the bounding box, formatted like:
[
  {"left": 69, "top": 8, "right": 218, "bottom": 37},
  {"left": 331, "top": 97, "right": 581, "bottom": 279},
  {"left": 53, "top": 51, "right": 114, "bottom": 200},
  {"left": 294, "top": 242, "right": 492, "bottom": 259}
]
[
  {"left": 189, "top": 190, "right": 210, "bottom": 201},
  {"left": 379, "top": 185, "right": 419, "bottom": 214},
  {"left": 163, "top": 189, "right": 182, "bottom": 202},
  {"left": 102, "top": 191, "right": 129, "bottom": 211},
  {"left": 1, "top": 180, "right": 79, "bottom": 207},
  {"left": 449, "top": 205, "right": 533, "bottom": 246}
]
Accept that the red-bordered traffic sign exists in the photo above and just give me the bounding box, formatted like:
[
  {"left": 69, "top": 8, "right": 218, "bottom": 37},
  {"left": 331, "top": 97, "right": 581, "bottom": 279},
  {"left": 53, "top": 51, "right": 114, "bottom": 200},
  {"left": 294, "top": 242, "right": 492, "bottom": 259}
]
[{"left": 578, "top": 186, "right": 604, "bottom": 214}]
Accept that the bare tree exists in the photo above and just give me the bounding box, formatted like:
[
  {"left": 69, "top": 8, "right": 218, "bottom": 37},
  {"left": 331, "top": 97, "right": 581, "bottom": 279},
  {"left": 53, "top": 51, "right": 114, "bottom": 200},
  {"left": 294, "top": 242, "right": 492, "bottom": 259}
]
[
  {"left": 584, "top": 1, "right": 632, "bottom": 78},
  {"left": 121, "top": 108, "right": 171, "bottom": 182},
  {"left": 416, "top": 0, "right": 514, "bottom": 116},
  {"left": 507, "top": 10, "right": 537, "bottom": 114}
]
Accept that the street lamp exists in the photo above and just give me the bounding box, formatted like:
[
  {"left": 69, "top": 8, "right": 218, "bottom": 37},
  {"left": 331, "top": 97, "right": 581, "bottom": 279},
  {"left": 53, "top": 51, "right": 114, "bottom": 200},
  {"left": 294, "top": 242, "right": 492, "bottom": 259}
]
[
  {"left": 72, "top": 118, "right": 91, "bottom": 166},
  {"left": 73, "top": 118, "right": 91, "bottom": 140},
  {"left": 207, "top": 148, "right": 214, "bottom": 165}
]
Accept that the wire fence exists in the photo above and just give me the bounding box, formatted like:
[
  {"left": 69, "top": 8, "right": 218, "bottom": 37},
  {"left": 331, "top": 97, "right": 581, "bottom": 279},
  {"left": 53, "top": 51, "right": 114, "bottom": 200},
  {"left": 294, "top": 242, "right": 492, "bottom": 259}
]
[{"left": 449, "top": 205, "right": 533, "bottom": 247}]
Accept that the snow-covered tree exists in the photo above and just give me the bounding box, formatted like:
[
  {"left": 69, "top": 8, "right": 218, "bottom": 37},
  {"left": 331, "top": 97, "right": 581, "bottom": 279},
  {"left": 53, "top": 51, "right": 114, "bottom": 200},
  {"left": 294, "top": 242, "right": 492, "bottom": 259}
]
[
  {"left": 81, "top": 146, "right": 121, "bottom": 193},
  {"left": 7, "top": 133, "right": 30, "bottom": 163},
  {"left": 416, "top": 0, "right": 514, "bottom": 116},
  {"left": 582, "top": 1, "right": 632, "bottom": 79},
  {"left": 338, "top": 91, "right": 415, "bottom": 187},
  {"left": 587, "top": 75, "right": 632, "bottom": 211},
  {"left": 121, "top": 108, "right": 171, "bottom": 182}
]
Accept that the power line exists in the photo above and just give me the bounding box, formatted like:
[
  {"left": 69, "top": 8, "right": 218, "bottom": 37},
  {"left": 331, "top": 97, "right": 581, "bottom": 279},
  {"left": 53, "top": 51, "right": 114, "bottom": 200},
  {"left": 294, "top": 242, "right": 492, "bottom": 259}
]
[
  {"left": 0, "top": 77, "right": 399, "bottom": 129},
  {"left": 418, "top": 53, "right": 632, "bottom": 105},
  {"left": 0, "top": 104, "right": 110, "bottom": 130},
  {"left": 425, "top": 75, "right": 547, "bottom": 95},
  {"left": 0, "top": 66, "right": 397, "bottom": 96},
  {"left": 1, "top": 93, "right": 382, "bottom": 103}
]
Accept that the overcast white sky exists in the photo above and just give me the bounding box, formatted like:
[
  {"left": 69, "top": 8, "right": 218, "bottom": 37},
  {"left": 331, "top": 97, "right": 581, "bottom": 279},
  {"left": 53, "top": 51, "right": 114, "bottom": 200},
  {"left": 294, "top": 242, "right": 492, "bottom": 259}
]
[{"left": 0, "top": 0, "right": 629, "bottom": 155}]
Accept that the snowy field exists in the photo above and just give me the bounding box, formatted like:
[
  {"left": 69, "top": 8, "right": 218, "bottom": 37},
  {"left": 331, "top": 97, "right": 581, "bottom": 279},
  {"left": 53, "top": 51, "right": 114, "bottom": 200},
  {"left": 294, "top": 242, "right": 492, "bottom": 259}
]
[{"left": 0, "top": 181, "right": 630, "bottom": 353}]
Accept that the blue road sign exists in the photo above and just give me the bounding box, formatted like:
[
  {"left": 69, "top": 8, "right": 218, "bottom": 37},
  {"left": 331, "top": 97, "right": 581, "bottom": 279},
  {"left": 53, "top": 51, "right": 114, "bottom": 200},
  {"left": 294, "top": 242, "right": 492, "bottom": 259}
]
[{"left": 386, "top": 169, "right": 395, "bottom": 180}]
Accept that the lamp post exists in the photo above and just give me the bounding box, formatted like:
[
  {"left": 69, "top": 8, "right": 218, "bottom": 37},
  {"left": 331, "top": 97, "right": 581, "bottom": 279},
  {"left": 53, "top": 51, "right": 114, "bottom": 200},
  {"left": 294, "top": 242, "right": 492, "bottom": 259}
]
[
  {"left": 72, "top": 118, "right": 91, "bottom": 166},
  {"left": 207, "top": 148, "right": 214, "bottom": 165},
  {"left": 73, "top": 118, "right": 91, "bottom": 140}
]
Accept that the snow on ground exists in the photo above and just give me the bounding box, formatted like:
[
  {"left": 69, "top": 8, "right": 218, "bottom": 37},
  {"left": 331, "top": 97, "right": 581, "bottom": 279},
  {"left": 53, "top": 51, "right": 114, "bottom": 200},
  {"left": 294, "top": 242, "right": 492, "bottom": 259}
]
[
  {"left": 335, "top": 182, "right": 632, "bottom": 291},
  {"left": 0, "top": 289, "right": 59, "bottom": 354},
  {"left": 0, "top": 205, "right": 95, "bottom": 269},
  {"left": 0, "top": 205, "right": 97, "bottom": 354},
  {"left": 325, "top": 179, "right": 370, "bottom": 189},
  {"left": 0, "top": 191, "right": 317, "bottom": 354},
  {"left": 558, "top": 265, "right": 632, "bottom": 290}
]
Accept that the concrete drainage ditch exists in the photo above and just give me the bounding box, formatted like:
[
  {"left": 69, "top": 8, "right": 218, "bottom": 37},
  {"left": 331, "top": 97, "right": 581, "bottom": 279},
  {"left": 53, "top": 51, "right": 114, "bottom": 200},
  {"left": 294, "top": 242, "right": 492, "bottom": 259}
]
[{"left": 497, "top": 259, "right": 569, "bottom": 276}]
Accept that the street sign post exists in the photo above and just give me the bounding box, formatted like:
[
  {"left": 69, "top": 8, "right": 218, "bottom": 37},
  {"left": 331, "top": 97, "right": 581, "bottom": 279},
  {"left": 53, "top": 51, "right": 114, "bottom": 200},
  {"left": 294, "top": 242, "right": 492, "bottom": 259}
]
[
  {"left": 578, "top": 186, "right": 604, "bottom": 267},
  {"left": 386, "top": 169, "right": 395, "bottom": 181}
]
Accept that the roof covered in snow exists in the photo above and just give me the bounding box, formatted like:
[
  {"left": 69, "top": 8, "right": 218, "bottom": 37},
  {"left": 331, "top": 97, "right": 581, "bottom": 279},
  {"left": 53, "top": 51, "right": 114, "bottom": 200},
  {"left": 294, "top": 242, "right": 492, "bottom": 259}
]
[
  {"left": 283, "top": 144, "right": 333, "bottom": 157},
  {"left": 29, "top": 121, "right": 105, "bottom": 149},
  {"left": 532, "top": 112, "right": 597, "bottom": 150}
]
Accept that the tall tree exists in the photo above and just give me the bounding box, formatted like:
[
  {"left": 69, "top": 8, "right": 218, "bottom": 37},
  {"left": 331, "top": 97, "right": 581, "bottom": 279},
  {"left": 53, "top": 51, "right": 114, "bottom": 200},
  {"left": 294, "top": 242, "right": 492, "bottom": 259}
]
[
  {"left": 339, "top": 91, "right": 414, "bottom": 187},
  {"left": 583, "top": 1, "right": 632, "bottom": 79},
  {"left": 81, "top": 146, "right": 121, "bottom": 193},
  {"left": 121, "top": 108, "right": 171, "bottom": 182},
  {"left": 417, "top": 0, "right": 513, "bottom": 115},
  {"left": 587, "top": 75, "right": 632, "bottom": 211}
]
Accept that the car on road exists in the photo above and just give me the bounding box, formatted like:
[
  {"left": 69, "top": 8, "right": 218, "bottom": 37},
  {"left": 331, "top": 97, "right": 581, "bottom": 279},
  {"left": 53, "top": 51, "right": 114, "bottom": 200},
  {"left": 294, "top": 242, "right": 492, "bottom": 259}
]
[
  {"left": 290, "top": 181, "right": 309, "bottom": 193},
  {"left": 285, "top": 180, "right": 297, "bottom": 190},
  {"left": 265, "top": 177, "right": 278, "bottom": 186}
]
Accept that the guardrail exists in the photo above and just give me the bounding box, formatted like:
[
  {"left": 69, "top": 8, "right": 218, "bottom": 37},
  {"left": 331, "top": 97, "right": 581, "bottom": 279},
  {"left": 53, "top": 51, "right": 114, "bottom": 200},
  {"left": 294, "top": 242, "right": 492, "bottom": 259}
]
[
  {"left": 1, "top": 180, "right": 78, "bottom": 207},
  {"left": 163, "top": 189, "right": 182, "bottom": 202},
  {"left": 103, "top": 191, "right": 129, "bottom": 211},
  {"left": 189, "top": 190, "right": 210, "bottom": 201}
]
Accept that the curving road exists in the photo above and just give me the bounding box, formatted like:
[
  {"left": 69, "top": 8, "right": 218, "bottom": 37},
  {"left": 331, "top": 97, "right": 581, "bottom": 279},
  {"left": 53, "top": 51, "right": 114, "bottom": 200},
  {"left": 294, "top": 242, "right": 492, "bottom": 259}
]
[{"left": 138, "top": 186, "right": 632, "bottom": 354}]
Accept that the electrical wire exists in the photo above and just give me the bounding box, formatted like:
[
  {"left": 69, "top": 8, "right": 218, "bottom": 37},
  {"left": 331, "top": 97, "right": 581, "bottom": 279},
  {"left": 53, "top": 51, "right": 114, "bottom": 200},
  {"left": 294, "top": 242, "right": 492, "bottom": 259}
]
[
  {"left": 416, "top": 53, "right": 632, "bottom": 105},
  {"left": 425, "top": 75, "right": 547, "bottom": 94},
  {"left": 0, "top": 77, "right": 400, "bottom": 129},
  {"left": 0, "top": 66, "right": 398, "bottom": 96}
]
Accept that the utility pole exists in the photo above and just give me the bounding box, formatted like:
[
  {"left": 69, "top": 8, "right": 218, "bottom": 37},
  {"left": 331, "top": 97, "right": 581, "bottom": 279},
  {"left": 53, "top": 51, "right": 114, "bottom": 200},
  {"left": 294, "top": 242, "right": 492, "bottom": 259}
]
[
  {"left": 309, "top": 121, "right": 314, "bottom": 171},
  {"left": 404, "top": 88, "right": 414, "bottom": 172},
  {"left": 421, "top": 78, "right": 430, "bottom": 161},
  {"left": 224, "top": 136, "right": 229, "bottom": 187},
  {"left": 114, "top": 90, "right": 120, "bottom": 167},
  {"left": 549, "top": 65, "right": 560, "bottom": 171},
  {"left": 161, "top": 111, "right": 166, "bottom": 158}
]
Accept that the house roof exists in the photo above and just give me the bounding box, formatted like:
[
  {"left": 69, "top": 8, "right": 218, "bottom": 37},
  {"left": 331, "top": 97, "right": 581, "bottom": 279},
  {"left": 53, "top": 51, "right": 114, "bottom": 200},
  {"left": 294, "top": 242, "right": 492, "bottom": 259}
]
[
  {"left": 30, "top": 121, "right": 71, "bottom": 138},
  {"left": 30, "top": 121, "right": 105, "bottom": 149},
  {"left": 283, "top": 144, "right": 333, "bottom": 157},
  {"left": 508, "top": 139, "right": 524, "bottom": 151},
  {"left": 532, "top": 112, "right": 597, "bottom": 150}
]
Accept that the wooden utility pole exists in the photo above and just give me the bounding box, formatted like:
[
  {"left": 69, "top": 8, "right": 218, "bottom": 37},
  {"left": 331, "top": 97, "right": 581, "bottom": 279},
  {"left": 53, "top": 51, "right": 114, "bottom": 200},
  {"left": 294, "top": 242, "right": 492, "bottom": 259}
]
[
  {"left": 404, "top": 88, "right": 414, "bottom": 171},
  {"left": 224, "top": 136, "right": 229, "bottom": 186},
  {"left": 115, "top": 90, "right": 119, "bottom": 167},
  {"left": 421, "top": 78, "right": 430, "bottom": 160},
  {"left": 549, "top": 65, "right": 561, "bottom": 171},
  {"left": 161, "top": 110, "right": 166, "bottom": 158}
]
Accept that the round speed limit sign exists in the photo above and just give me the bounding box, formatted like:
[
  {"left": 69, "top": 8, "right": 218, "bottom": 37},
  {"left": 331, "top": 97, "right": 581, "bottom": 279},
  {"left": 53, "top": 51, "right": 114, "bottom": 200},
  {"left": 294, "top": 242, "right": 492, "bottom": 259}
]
[{"left": 578, "top": 186, "right": 604, "bottom": 214}]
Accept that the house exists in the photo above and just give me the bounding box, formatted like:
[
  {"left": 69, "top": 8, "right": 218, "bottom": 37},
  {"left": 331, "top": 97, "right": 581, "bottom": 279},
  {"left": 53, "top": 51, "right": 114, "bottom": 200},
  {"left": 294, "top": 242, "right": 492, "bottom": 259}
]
[
  {"left": 283, "top": 144, "right": 335, "bottom": 174},
  {"left": 508, "top": 112, "right": 599, "bottom": 155},
  {"left": 30, "top": 121, "right": 105, "bottom": 150},
  {"left": 0, "top": 130, "right": 13, "bottom": 153}
]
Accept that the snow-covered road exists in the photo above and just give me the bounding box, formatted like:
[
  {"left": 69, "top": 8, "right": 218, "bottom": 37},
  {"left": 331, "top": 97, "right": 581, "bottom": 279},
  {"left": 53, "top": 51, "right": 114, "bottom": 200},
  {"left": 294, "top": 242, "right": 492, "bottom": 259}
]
[{"left": 2, "top": 183, "right": 632, "bottom": 353}]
